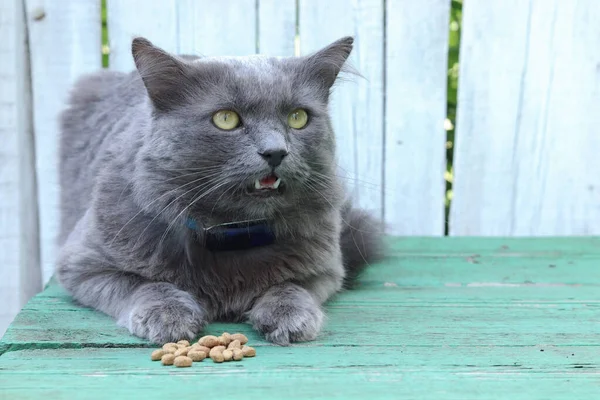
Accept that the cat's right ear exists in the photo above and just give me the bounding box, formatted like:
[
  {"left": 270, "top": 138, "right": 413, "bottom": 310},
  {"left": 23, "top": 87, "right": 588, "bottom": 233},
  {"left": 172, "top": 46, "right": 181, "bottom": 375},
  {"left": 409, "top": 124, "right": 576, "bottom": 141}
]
[{"left": 132, "top": 37, "right": 195, "bottom": 113}]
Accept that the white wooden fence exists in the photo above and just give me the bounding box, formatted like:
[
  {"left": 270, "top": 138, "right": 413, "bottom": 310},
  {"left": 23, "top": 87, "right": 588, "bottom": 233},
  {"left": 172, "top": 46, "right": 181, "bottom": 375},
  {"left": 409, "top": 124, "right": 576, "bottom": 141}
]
[{"left": 1, "top": 0, "right": 598, "bottom": 335}]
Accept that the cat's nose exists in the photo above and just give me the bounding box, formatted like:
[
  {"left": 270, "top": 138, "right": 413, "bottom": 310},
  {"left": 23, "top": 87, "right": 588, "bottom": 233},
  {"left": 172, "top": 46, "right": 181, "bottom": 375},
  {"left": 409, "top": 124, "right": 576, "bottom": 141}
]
[{"left": 259, "top": 149, "right": 288, "bottom": 168}]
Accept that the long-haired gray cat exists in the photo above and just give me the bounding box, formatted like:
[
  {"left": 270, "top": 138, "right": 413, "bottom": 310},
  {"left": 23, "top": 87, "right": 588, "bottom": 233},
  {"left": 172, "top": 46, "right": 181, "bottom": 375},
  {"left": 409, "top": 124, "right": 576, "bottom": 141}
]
[{"left": 57, "top": 36, "right": 383, "bottom": 345}]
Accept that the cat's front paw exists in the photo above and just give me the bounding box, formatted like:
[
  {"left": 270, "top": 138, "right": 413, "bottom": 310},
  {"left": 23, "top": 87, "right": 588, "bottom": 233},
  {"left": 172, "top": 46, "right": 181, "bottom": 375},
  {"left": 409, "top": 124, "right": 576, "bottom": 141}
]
[
  {"left": 248, "top": 284, "right": 325, "bottom": 346},
  {"left": 119, "top": 284, "right": 207, "bottom": 344}
]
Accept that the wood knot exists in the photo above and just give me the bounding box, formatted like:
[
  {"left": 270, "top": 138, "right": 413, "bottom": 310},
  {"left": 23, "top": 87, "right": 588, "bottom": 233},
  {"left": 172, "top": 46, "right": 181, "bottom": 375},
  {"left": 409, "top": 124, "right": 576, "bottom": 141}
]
[{"left": 31, "top": 7, "right": 46, "bottom": 21}]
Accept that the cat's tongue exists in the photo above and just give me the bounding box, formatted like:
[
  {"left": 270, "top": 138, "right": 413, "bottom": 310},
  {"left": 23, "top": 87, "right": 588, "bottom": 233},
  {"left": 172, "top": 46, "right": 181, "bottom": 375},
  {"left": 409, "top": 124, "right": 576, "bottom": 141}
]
[
  {"left": 255, "top": 174, "right": 281, "bottom": 190},
  {"left": 260, "top": 175, "right": 278, "bottom": 186}
]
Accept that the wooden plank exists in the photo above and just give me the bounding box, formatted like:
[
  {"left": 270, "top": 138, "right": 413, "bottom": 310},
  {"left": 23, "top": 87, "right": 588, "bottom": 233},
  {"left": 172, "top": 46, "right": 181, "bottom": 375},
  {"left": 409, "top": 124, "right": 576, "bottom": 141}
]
[
  {"left": 2, "top": 238, "right": 600, "bottom": 398},
  {"left": 450, "top": 0, "right": 600, "bottom": 236},
  {"left": 0, "top": 0, "right": 41, "bottom": 337},
  {"left": 108, "top": 0, "right": 257, "bottom": 69},
  {"left": 3, "top": 238, "right": 600, "bottom": 351},
  {"left": 378, "top": 236, "right": 600, "bottom": 256},
  {"left": 3, "top": 291, "right": 600, "bottom": 349},
  {"left": 177, "top": 0, "right": 257, "bottom": 56},
  {"left": 0, "top": 346, "right": 599, "bottom": 399},
  {"left": 24, "top": 0, "right": 101, "bottom": 284},
  {"left": 299, "top": 0, "right": 385, "bottom": 220},
  {"left": 3, "top": 344, "right": 600, "bottom": 372},
  {"left": 107, "top": 0, "right": 179, "bottom": 71},
  {"left": 384, "top": 0, "right": 449, "bottom": 235},
  {"left": 258, "top": 0, "right": 296, "bottom": 56}
]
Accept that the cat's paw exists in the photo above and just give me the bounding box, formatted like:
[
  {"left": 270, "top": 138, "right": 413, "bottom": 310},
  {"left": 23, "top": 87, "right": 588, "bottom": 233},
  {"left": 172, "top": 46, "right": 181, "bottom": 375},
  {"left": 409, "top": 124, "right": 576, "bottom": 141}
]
[
  {"left": 248, "top": 284, "right": 325, "bottom": 346},
  {"left": 119, "top": 284, "right": 206, "bottom": 344}
]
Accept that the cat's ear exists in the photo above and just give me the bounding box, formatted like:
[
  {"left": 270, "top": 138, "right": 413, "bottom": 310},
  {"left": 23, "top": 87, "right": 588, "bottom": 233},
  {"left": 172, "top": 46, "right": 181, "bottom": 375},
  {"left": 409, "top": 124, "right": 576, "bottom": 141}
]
[
  {"left": 302, "top": 36, "right": 354, "bottom": 90},
  {"left": 131, "top": 37, "right": 195, "bottom": 112}
]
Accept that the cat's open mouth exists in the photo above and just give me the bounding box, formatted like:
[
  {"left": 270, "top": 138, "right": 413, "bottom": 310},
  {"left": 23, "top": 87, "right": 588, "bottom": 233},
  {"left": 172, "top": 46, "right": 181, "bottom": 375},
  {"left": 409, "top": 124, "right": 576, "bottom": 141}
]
[{"left": 247, "top": 173, "right": 283, "bottom": 197}]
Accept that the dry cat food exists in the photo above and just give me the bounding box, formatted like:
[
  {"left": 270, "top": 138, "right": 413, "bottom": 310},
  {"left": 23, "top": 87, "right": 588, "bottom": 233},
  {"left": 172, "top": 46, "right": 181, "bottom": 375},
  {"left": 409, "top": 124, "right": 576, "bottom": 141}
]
[
  {"left": 174, "top": 355, "right": 193, "bottom": 367},
  {"left": 150, "top": 332, "right": 256, "bottom": 367}
]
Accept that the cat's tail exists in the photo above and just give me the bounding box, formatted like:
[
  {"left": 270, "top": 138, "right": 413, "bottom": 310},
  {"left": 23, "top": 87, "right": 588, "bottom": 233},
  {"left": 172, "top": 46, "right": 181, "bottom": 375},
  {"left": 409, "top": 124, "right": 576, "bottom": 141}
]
[{"left": 339, "top": 202, "right": 385, "bottom": 288}]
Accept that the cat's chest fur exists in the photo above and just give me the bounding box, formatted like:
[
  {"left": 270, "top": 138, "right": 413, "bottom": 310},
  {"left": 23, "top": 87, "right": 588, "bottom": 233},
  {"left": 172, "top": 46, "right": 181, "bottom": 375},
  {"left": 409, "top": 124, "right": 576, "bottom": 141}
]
[{"left": 177, "top": 225, "right": 341, "bottom": 320}]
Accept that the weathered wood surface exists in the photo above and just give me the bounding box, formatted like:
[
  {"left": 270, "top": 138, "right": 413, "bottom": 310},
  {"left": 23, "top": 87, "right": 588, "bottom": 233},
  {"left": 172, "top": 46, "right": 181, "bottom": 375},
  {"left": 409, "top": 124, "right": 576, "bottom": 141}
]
[
  {"left": 24, "top": 0, "right": 101, "bottom": 283},
  {"left": 1, "top": 238, "right": 599, "bottom": 399},
  {"left": 108, "top": 0, "right": 258, "bottom": 70},
  {"left": 0, "top": 0, "right": 41, "bottom": 338},
  {"left": 258, "top": 0, "right": 296, "bottom": 56},
  {"left": 384, "top": 0, "right": 450, "bottom": 235},
  {"left": 450, "top": 0, "right": 600, "bottom": 235}
]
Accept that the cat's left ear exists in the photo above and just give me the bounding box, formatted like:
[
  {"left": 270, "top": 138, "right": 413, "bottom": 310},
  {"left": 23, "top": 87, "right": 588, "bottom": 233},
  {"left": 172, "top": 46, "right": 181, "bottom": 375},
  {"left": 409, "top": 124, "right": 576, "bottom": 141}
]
[
  {"left": 301, "top": 36, "right": 354, "bottom": 91},
  {"left": 132, "top": 37, "right": 196, "bottom": 112}
]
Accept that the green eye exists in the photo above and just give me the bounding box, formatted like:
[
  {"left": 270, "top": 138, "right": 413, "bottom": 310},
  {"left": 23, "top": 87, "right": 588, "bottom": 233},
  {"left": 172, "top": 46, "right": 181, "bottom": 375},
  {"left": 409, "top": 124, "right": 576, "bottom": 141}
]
[
  {"left": 288, "top": 109, "right": 308, "bottom": 129},
  {"left": 212, "top": 110, "right": 240, "bottom": 130}
]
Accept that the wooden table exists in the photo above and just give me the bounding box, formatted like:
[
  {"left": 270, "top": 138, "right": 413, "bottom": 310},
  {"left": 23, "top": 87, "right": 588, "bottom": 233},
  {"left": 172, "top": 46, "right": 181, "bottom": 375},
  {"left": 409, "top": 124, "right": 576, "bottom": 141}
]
[{"left": 1, "top": 238, "right": 599, "bottom": 399}]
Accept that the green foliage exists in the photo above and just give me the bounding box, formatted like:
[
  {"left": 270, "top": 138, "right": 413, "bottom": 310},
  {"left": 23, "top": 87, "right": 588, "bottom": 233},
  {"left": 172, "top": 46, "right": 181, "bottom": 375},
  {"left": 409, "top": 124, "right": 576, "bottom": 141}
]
[
  {"left": 101, "top": 0, "right": 108, "bottom": 67},
  {"left": 445, "top": 0, "right": 462, "bottom": 233}
]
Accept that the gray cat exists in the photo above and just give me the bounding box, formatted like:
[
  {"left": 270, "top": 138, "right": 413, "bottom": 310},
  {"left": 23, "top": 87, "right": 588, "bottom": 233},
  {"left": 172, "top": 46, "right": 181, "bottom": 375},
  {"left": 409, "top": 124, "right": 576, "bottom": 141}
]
[{"left": 56, "top": 36, "right": 383, "bottom": 345}]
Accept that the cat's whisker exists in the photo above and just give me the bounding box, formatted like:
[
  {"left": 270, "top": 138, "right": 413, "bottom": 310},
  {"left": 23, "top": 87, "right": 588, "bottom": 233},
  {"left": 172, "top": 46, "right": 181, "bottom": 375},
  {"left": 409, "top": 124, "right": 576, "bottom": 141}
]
[
  {"left": 161, "top": 170, "right": 209, "bottom": 184},
  {"left": 110, "top": 171, "right": 224, "bottom": 245},
  {"left": 307, "top": 160, "right": 383, "bottom": 186},
  {"left": 157, "top": 178, "right": 232, "bottom": 248},
  {"left": 161, "top": 166, "right": 224, "bottom": 173},
  {"left": 311, "top": 170, "right": 382, "bottom": 189},
  {"left": 119, "top": 172, "right": 223, "bottom": 248},
  {"left": 209, "top": 181, "right": 239, "bottom": 217},
  {"left": 131, "top": 176, "right": 224, "bottom": 249}
]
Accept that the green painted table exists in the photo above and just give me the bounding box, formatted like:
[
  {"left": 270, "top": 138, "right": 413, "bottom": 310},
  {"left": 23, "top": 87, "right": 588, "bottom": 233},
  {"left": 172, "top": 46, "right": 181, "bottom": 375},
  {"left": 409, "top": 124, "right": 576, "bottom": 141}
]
[{"left": 1, "top": 238, "right": 599, "bottom": 399}]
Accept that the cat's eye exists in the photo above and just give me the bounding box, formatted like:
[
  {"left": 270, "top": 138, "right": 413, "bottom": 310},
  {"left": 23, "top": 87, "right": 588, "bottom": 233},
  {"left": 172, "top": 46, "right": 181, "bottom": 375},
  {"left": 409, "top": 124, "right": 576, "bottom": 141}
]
[
  {"left": 287, "top": 109, "right": 309, "bottom": 129},
  {"left": 212, "top": 110, "right": 240, "bottom": 131}
]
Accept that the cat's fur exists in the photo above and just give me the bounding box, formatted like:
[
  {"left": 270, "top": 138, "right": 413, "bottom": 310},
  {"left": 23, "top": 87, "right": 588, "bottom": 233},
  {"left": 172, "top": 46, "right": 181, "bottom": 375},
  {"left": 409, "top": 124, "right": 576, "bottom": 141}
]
[{"left": 56, "top": 36, "right": 383, "bottom": 345}]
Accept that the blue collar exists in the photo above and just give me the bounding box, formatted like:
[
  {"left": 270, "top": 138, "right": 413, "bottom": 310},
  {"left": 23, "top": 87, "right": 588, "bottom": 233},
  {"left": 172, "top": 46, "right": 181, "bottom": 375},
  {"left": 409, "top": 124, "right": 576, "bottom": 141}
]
[{"left": 186, "top": 218, "right": 276, "bottom": 252}]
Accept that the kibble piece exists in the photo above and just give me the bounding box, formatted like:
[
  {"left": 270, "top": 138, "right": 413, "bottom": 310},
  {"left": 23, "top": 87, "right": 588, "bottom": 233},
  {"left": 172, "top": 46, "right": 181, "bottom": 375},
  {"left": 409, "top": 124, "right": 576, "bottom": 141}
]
[
  {"left": 228, "top": 339, "right": 242, "bottom": 350},
  {"left": 196, "top": 345, "right": 211, "bottom": 355},
  {"left": 174, "top": 356, "right": 193, "bottom": 368},
  {"left": 151, "top": 349, "right": 166, "bottom": 361},
  {"left": 209, "top": 346, "right": 226, "bottom": 358},
  {"left": 218, "top": 335, "right": 232, "bottom": 346},
  {"left": 162, "top": 344, "right": 178, "bottom": 354},
  {"left": 198, "top": 335, "right": 220, "bottom": 348},
  {"left": 241, "top": 346, "right": 256, "bottom": 357},
  {"left": 174, "top": 347, "right": 189, "bottom": 357},
  {"left": 177, "top": 340, "right": 190, "bottom": 347},
  {"left": 210, "top": 351, "right": 225, "bottom": 363},
  {"left": 209, "top": 345, "right": 225, "bottom": 363},
  {"left": 232, "top": 348, "right": 244, "bottom": 361},
  {"left": 161, "top": 353, "right": 176, "bottom": 366},
  {"left": 230, "top": 333, "right": 248, "bottom": 345},
  {"left": 222, "top": 349, "right": 233, "bottom": 361},
  {"left": 188, "top": 350, "right": 207, "bottom": 362},
  {"left": 191, "top": 343, "right": 211, "bottom": 354}
]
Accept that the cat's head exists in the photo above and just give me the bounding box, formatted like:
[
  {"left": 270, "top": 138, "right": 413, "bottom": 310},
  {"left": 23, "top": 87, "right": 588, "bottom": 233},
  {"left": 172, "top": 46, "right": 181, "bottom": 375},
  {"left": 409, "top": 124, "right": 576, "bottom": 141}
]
[{"left": 132, "top": 37, "right": 353, "bottom": 226}]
